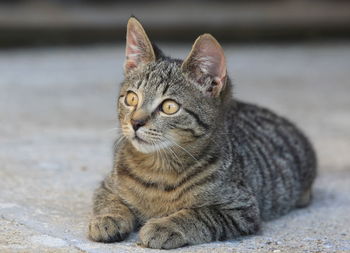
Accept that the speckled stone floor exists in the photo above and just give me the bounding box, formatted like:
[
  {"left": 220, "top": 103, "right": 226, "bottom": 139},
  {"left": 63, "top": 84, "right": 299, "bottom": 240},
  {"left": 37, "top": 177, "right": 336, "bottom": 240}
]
[{"left": 0, "top": 43, "right": 349, "bottom": 252}]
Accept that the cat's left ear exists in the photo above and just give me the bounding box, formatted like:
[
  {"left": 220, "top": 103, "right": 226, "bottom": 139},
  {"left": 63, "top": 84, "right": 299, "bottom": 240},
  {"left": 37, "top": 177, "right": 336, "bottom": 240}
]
[
  {"left": 124, "top": 17, "right": 156, "bottom": 74},
  {"left": 182, "top": 34, "right": 227, "bottom": 97}
]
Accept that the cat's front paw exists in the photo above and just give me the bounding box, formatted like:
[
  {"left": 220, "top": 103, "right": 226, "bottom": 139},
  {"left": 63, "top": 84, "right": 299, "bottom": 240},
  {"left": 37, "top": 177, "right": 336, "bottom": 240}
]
[
  {"left": 139, "top": 218, "right": 187, "bottom": 249},
  {"left": 88, "top": 215, "right": 130, "bottom": 243}
]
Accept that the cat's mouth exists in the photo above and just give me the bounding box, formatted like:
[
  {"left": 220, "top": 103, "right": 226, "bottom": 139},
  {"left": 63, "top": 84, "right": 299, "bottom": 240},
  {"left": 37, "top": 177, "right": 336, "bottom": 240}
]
[
  {"left": 130, "top": 135, "right": 158, "bottom": 153},
  {"left": 129, "top": 132, "right": 172, "bottom": 154},
  {"left": 133, "top": 134, "right": 149, "bottom": 144}
]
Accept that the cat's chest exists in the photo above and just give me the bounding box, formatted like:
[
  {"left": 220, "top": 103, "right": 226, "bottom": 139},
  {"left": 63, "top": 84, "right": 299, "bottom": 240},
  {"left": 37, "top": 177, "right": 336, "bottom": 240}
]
[
  {"left": 118, "top": 178, "right": 196, "bottom": 219},
  {"left": 116, "top": 166, "right": 199, "bottom": 220}
]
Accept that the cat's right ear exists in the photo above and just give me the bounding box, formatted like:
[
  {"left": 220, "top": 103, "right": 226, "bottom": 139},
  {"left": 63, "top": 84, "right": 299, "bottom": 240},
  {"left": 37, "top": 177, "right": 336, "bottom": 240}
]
[{"left": 124, "top": 17, "right": 156, "bottom": 74}]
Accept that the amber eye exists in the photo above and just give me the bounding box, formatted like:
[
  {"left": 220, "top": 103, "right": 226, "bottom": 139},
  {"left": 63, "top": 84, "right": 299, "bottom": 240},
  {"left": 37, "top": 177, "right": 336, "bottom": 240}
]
[
  {"left": 161, "top": 100, "right": 180, "bottom": 115},
  {"left": 125, "top": 91, "right": 138, "bottom": 106}
]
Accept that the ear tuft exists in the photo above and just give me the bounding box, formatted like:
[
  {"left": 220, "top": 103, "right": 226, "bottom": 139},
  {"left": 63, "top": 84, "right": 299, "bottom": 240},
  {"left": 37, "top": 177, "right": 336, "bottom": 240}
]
[
  {"left": 124, "top": 17, "right": 156, "bottom": 74},
  {"left": 182, "top": 34, "right": 227, "bottom": 97}
]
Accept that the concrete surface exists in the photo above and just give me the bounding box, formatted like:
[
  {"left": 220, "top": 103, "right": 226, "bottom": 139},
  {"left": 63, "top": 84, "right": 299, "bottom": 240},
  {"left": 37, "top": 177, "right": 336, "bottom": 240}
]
[{"left": 0, "top": 43, "right": 350, "bottom": 252}]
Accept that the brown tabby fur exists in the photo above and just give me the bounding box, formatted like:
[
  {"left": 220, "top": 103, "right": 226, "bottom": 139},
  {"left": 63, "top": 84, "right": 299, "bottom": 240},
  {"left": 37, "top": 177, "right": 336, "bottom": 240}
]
[{"left": 88, "top": 17, "right": 317, "bottom": 249}]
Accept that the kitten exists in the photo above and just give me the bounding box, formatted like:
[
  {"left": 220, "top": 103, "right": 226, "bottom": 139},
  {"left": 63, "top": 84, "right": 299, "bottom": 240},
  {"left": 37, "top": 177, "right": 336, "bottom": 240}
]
[{"left": 88, "top": 17, "right": 317, "bottom": 249}]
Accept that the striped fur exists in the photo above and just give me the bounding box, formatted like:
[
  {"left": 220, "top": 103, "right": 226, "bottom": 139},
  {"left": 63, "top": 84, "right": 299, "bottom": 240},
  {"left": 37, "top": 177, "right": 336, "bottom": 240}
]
[{"left": 88, "top": 18, "right": 317, "bottom": 249}]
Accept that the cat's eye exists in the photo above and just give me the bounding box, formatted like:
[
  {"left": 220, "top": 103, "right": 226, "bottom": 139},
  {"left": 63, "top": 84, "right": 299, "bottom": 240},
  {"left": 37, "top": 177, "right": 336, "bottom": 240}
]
[
  {"left": 125, "top": 91, "right": 139, "bottom": 107},
  {"left": 161, "top": 100, "right": 179, "bottom": 115}
]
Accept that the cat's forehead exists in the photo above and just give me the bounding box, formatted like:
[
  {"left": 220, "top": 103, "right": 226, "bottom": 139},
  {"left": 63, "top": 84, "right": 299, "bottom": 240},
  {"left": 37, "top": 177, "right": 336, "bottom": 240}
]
[
  {"left": 143, "top": 60, "right": 183, "bottom": 85},
  {"left": 127, "top": 60, "right": 188, "bottom": 96}
]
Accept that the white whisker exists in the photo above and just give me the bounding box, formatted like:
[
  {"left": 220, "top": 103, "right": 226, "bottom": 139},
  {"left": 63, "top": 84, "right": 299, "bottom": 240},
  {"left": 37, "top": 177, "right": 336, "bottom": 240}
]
[
  {"left": 164, "top": 136, "right": 198, "bottom": 162},
  {"left": 113, "top": 135, "right": 126, "bottom": 150},
  {"left": 167, "top": 145, "right": 184, "bottom": 171}
]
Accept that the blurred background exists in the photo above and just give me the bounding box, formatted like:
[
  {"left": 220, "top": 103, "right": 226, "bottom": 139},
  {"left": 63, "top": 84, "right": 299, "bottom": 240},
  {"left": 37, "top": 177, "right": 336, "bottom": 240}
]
[
  {"left": 1, "top": 1, "right": 350, "bottom": 252},
  {"left": 1, "top": 0, "right": 350, "bottom": 47}
]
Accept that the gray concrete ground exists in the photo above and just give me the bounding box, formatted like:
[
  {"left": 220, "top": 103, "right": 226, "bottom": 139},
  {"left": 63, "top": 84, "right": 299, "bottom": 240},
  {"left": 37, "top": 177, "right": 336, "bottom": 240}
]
[{"left": 0, "top": 43, "right": 350, "bottom": 252}]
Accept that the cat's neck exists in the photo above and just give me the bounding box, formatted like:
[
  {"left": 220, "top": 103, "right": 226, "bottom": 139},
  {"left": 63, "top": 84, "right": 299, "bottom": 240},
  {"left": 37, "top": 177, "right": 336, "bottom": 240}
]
[{"left": 119, "top": 139, "right": 214, "bottom": 173}]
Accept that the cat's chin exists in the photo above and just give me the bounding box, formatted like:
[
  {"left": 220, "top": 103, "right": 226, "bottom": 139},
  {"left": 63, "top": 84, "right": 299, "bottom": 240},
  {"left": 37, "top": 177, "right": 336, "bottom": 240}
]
[
  {"left": 123, "top": 126, "right": 173, "bottom": 154},
  {"left": 130, "top": 138, "right": 172, "bottom": 154}
]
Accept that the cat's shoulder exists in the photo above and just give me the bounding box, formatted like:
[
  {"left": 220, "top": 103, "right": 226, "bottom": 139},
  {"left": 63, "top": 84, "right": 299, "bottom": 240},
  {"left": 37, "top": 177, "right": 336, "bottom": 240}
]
[
  {"left": 230, "top": 100, "right": 294, "bottom": 128},
  {"left": 231, "top": 100, "right": 278, "bottom": 117}
]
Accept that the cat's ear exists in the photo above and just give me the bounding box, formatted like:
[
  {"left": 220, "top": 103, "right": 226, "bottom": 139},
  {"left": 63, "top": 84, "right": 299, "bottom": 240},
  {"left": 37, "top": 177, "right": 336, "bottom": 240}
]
[
  {"left": 124, "top": 17, "right": 156, "bottom": 74},
  {"left": 182, "top": 34, "right": 227, "bottom": 97}
]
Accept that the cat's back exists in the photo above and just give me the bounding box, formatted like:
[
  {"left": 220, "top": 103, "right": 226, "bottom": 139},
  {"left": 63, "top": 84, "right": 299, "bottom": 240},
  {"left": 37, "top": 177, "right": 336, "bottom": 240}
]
[{"left": 226, "top": 101, "right": 317, "bottom": 220}]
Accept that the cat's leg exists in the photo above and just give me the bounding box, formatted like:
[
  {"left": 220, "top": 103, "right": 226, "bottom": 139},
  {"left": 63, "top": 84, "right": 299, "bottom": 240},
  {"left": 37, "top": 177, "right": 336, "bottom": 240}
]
[
  {"left": 139, "top": 202, "right": 260, "bottom": 249},
  {"left": 88, "top": 181, "right": 136, "bottom": 243}
]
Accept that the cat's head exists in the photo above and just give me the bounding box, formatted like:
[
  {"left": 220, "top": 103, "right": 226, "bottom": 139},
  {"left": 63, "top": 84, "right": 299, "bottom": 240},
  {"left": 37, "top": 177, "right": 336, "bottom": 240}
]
[{"left": 118, "top": 17, "right": 231, "bottom": 154}]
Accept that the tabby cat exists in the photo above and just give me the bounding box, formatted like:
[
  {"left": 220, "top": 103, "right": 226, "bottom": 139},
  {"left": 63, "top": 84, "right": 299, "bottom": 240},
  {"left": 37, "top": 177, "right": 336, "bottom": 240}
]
[{"left": 88, "top": 17, "right": 317, "bottom": 249}]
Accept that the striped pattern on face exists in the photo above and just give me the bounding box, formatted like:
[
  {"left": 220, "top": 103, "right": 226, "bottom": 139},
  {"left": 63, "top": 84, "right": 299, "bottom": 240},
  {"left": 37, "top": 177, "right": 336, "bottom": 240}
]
[{"left": 117, "top": 60, "right": 216, "bottom": 154}]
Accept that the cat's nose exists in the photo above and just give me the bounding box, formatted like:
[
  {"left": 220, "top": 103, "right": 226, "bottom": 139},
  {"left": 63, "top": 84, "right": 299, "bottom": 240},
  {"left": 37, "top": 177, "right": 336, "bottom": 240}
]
[{"left": 131, "top": 119, "right": 146, "bottom": 131}]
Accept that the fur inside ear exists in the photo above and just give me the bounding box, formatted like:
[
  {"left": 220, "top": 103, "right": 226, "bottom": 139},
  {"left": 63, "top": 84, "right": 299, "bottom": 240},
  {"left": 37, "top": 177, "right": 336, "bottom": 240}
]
[
  {"left": 124, "top": 17, "right": 156, "bottom": 74},
  {"left": 182, "top": 34, "right": 227, "bottom": 97}
]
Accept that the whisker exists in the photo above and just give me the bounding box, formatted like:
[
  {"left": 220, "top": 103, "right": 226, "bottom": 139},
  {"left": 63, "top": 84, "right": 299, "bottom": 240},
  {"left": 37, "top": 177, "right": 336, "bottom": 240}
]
[
  {"left": 154, "top": 140, "right": 166, "bottom": 169},
  {"left": 167, "top": 145, "right": 184, "bottom": 171},
  {"left": 104, "top": 127, "right": 124, "bottom": 133},
  {"left": 113, "top": 135, "right": 126, "bottom": 150},
  {"left": 164, "top": 136, "right": 198, "bottom": 162}
]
